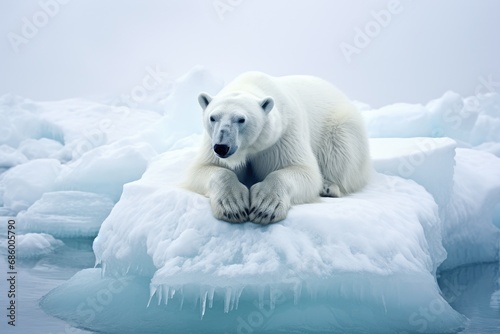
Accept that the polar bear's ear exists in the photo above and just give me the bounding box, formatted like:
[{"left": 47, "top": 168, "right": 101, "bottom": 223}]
[
  {"left": 198, "top": 92, "right": 212, "bottom": 110},
  {"left": 260, "top": 97, "right": 274, "bottom": 114}
]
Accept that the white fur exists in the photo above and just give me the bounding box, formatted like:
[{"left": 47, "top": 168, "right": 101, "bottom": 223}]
[{"left": 184, "top": 72, "right": 371, "bottom": 224}]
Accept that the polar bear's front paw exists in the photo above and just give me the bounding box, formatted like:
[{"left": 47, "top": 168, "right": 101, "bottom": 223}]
[
  {"left": 210, "top": 182, "right": 250, "bottom": 223},
  {"left": 249, "top": 182, "right": 290, "bottom": 224}
]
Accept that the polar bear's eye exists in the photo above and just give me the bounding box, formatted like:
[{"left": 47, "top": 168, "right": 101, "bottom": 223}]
[
  {"left": 209, "top": 116, "right": 215, "bottom": 122},
  {"left": 237, "top": 118, "right": 245, "bottom": 124}
]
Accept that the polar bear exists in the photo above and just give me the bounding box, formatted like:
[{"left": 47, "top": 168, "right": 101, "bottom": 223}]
[{"left": 185, "top": 71, "right": 371, "bottom": 224}]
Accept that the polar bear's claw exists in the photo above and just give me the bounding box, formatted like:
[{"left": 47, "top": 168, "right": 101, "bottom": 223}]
[
  {"left": 249, "top": 182, "right": 290, "bottom": 224},
  {"left": 210, "top": 180, "right": 250, "bottom": 223}
]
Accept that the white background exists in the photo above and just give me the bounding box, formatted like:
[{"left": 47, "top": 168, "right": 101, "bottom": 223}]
[{"left": 1, "top": 0, "right": 499, "bottom": 107}]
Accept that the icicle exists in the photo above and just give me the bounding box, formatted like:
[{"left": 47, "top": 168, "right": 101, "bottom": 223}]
[
  {"left": 125, "top": 265, "right": 130, "bottom": 275},
  {"left": 170, "top": 288, "right": 176, "bottom": 299},
  {"left": 101, "top": 262, "right": 107, "bottom": 278},
  {"left": 162, "top": 285, "right": 170, "bottom": 305},
  {"left": 235, "top": 286, "right": 244, "bottom": 310},
  {"left": 157, "top": 285, "right": 163, "bottom": 305},
  {"left": 382, "top": 294, "right": 387, "bottom": 314},
  {"left": 230, "top": 288, "right": 237, "bottom": 311},
  {"left": 308, "top": 281, "right": 318, "bottom": 300},
  {"left": 179, "top": 287, "right": 184, "bottom": 310},
  {"left": 258, "top": 286, "right": 265, "bottom": 310},
  {"left": 269, "top": 286, "right": 276, "bottom": 311},
  {"left": 224, "top": 287, "right": 232, "bottom": 313},
  {"left": 147, "top": 285, "right": 158, "bottom": 308},
  {"left": 208, "top": 287, "right": 215, "bottom": 309},
  {"left": 200, "top": 289, "right": 208, "bottom": 319},
  {"left": 94, "top": 257, "right": 101, "bottom": 268},
  {"left": 293, "top": 281, "right": 302, "bottom": 305}
]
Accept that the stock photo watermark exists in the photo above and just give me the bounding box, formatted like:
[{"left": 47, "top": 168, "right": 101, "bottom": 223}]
[
  {"left": 434, "top": 74, "right": 499, "bottom": 137},
  {"left": 398, "top": 138, "right": 437, "bottom": 178},
  {"left": 383, "top": 74, "right": 499, "bottom": 184},
  {"left": 213, "top": 0, "right": 245, "bottom": 21},
  {"left": 339, "top": 0, "right": 404, "bottom": 64},
  {"left": 465, "top": 75, "right": 500, "bottom": 113},
  {"left": 119, "top": 65, "right": 171, "bottom": 108},
  {"left": 47, "top": 274, "right": 131, "bottom": 334},
  {"left": 7, "top": 0, "right": 72, "bottom": 53},
  {"left": 5, "top": 219, "right": 17, "bottom": 327},
  {"left": 70, "top": 108, "right": 127, "bottom": 162},
  {"left": 406, "top": 277, "right": 466, "bottom": 333},
  {"left": 74, "top": 276, "right": 129, "bottom": 324}
]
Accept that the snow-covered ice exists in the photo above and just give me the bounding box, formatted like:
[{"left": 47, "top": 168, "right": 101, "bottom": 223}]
[
  {"left": 364, "top": 103, "right": 434, "bottom": 138},
  {"left": 0, "top": 233, "right": 63, "bottom": 259},
  {"left": 18, "top": 191, "right": 114, "bottom": 238},
  {"left": 1, "top": 67, "right": 500, "bottom": 333},
  {"left": 370, "top": 138, "right": 500, "bottom": 270},
  {"left": 370, "top": 137, "right": 456, "bottom": 207},
  {"left": 0, "top": 144, "right": 28, "bottom": 170},
  {"left": 439, "top": 148, "right": 500, "bottom": 269},
  {"left": 0, "top": 94, "right": 64, "bottom": 150},
  {"left": 82, "top": 147, "right": 464, "bottom": 332},
  {"left": 54, "top": 139, "right": 156, "bottom": 202},
  {"left": 1, "top": 158, "right": 62, "bottom": 213}
]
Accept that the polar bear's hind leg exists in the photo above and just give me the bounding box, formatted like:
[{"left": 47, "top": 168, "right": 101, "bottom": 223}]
[
  {"left": 320, "top": 183, "right": 342, "bottom": 197},
  {"left": 316, "top": 113, "right": 370, "bottom": 197}
]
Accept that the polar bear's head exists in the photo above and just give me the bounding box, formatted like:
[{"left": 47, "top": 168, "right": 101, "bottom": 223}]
[{"left": 198, "top": 92, "right": 274, "bottom": 163}]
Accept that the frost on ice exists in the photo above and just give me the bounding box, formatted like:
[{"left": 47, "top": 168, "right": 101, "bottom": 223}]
[
  {"left": 1, "top": 67, "right": 500, "bottom": 333},
  {"left": 18, "top": 191, "right": 114, "bottom": 238},
  {"left": 0, "top": 233, "right": 63, "bottom": 259}
]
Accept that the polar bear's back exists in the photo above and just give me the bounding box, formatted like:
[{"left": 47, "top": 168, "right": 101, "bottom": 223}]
[
  {"left": 276, "top": 74, "right": 357, "bottom": 122},
  {"left": 222, "top": 72, "right": 356, "bottom": 121},
  {"left": 221, "top": 71, "right": 363, "bottom": 151}
]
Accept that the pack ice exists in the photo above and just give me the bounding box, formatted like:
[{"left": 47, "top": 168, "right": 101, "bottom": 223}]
[{"left": 1, "top": 67, "right": 500, "bottom": 333}]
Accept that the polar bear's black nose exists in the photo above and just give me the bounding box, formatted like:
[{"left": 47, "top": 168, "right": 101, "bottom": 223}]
[{"left": 214, "top": 144, "right": 230, "bottom": 157}]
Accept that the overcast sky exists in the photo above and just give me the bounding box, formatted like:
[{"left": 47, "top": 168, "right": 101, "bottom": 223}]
[{"left": 1, "top": 0, "right": 499, "bottom": 107}]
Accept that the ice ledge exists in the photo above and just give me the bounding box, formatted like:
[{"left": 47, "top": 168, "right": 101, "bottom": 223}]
[
  {"left": 86, "top": 140, "right": 462, "bottom": 332},
  {"left": 370, "top": 138, "right": 500, "bottom": 269},
  {"left": 42, "top": 135, "right": 500, "bottom": 333},
  {"left": 370, "top": 137, "right": 456, "bottom": 207},
  {"left": 41, "top": 268, "right": 465, "bottom": 334}
]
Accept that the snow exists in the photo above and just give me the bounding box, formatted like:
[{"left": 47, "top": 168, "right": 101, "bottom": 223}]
[
  {"left": 2, "top": 158, "right": 62, "bottom": 213},
  {"left": 18, "top": 138, "right": 65, "bottom": 160},
  {"left": 370, "top": 137, "right": 456, "bottom": 207},
  {"left": 0, "top": 233, "right": 63, "bottom": 259},
  {"left": 0, "top": 144, "right": 28, "bottom": 169},
  {"left": 0, "top": 94, "right": 65, "bottom": 149},
  {"left": 362, "top": 90, "right": 500, "bottom": 155},
  {"left": 364, "top": 103, "right": 433, "bottom": 138},
  {"left": 53, "top": 140, "right": 156, "bottom": 202},
  {"left": 83, "top": 148, "right": 465, "bottom": 332},
  {"left": 17, "top": 191, "right": 114, "bottom": 238},
  {"left": 1, "top": 67, "right": 500, "bottom": 333},
  {"left": 439, "top": 148, "right": 500, "bottom": 270},
  {"left": 370, "top": 138, "right": 500, "bottom": 270},
  {"left": 427, "top": 91, "right": 478, "bottom": 142}
]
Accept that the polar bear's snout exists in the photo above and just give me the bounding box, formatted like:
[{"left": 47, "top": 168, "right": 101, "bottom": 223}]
[
  {"left": 213, "top": 144, "right": 230, "bottom": 157},
  {"left": 212, "top": 122, "right": 239, "bottom": 158},
  {"left": 213, "top": 139, "right": 238, "bottom": 158}
]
